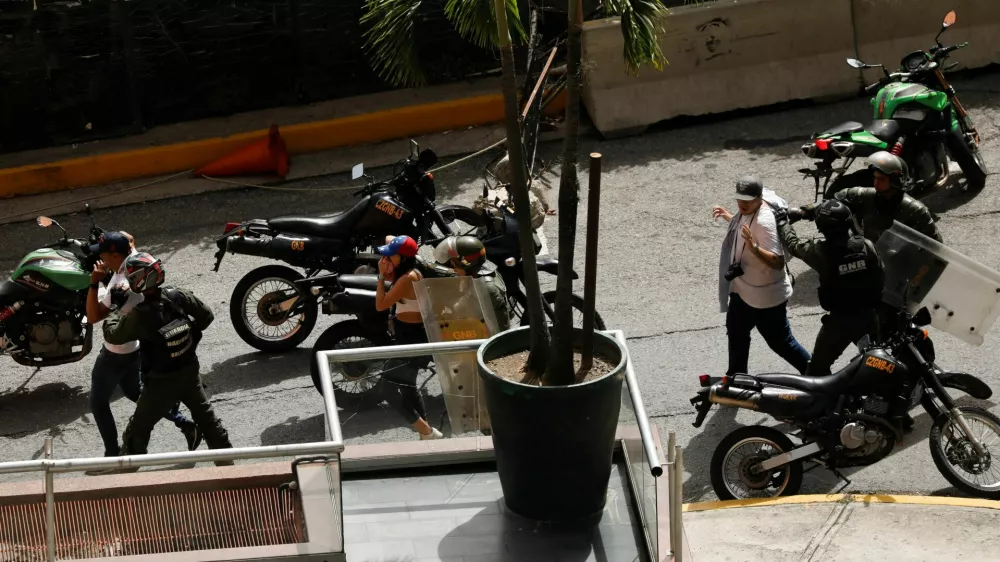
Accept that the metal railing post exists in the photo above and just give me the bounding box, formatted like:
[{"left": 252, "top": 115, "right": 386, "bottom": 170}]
[
  {"left": 44, "top": 437, "right": 55, "bottom": 562},
  {"left": 665, "top": 431, "right": 676, "bottom": 558},
  {"left": 673, "top": 445, "right": 684, "bottom": 562}
]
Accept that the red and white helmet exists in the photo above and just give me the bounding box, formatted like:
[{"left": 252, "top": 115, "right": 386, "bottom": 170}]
[{"left": 124, "top": 252, "right": 165, "bottom": 293}]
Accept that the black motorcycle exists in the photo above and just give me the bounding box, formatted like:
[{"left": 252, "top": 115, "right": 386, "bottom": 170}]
[
  {"left": 690, "top": 305, "right": 999, "bottom": 501},
  {"left": 305, "top": 203, "right": 608, "bottom": 405},
  {"left": 212, "top": 141, "right": 474, "bottom": 352}
]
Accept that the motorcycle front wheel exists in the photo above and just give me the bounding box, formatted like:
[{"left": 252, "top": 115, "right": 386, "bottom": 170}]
[
  {"left": 230, "top": 265, "right": 318, "bottom": 353},
  {"left": 947, "top": 130, "right": 988, "bottom": 192},
  {"left": 929, "top": 406, "right": 1000, "bottom": 499},
  {"left": 710, "top": 425, "right": 804, "bottom": 501},
  {"left": 310, "top": 319, "right": 391, "bottom": 409}
]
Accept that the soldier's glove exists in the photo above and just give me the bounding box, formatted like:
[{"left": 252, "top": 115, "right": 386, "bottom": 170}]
[
  {"left": 773, "top": 207, "right": 790, "bottom": 228},
  {"left": 110, "top": 287, "right": 128, "bottom": 309},
  {"left": 797, "top": 205, "right": 817, "bottom": 221}
]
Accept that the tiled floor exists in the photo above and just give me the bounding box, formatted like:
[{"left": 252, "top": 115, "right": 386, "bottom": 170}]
[{"left": 341, "top": 462, "right": 649, "bottom": 562}]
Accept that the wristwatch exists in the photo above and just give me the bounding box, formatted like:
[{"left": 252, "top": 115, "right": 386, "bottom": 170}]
[
  {"left": 753, "top": 242, "right": 760, "bottom": 254},
  {"left": 90, "top": 282, "right": 100, "bottom": 290}
]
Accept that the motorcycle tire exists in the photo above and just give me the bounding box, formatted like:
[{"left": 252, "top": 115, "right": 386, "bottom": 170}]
[
  {"left": 824, "top": 169, "right": 873, "bottom": 199},
  {"left": 230, "top": 265, "right": 318, "bottom": 353},
  {"left": 928, "top": 406, "right": 1000, "bottom": 499},
  {"left": 946, "top": 130, "right": 988, "bottom": 192},
  {"left": 517, "top": 291, "right": 607, "bottom": 331},
  {"left": 310, "top": 319, "right": 391, "bottom": 410},
  {"left": 710, "top": 425, "right": 804, "bottom": 501}
]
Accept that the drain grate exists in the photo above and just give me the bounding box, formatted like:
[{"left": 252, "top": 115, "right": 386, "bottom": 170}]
[{"left": 0, "top": 486, "right": 305, "bottom": 560}]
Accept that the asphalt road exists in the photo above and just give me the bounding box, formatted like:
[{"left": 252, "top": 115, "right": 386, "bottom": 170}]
[{"left": 2, "top": 71, "right": 999, "bottom": 502}]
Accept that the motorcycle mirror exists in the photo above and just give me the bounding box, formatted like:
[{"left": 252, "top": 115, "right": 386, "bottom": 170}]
[
  {"left": 351, "top": 163, "right": 364, "bottom": 180},
  {"left": 418, "top": 148, "right": 438, "bottom": 169},
  {"left": 942, "top": 10, "right": 956, "bottom": 28},
  {"left": 846, "top": 58, "right": 867, "bottom": 69},
  {"left": 914, "top": 307, "right": 933, "bottom": 327},
  {"left": 37, "top": 216, "right": 54, "bottom": 228}
]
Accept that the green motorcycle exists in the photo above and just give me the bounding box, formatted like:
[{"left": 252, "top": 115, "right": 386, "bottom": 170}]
[
  {"left": 799, "top": 9, "right": 986, "bottom": 201},
  {"left": 0, "top": 206, "right": 105, "bottom": 368}
]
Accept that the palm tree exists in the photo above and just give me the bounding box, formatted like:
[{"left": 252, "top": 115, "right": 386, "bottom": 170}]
[{"left": 361, "top": 0, "right": 669, "bottom": 384}]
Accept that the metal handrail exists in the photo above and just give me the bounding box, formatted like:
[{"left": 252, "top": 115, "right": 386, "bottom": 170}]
[{"left": 0, "top": 362, "right": 346, "bottom": 562}]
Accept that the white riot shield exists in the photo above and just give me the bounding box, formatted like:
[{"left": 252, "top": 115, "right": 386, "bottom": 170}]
[
  {"left": 876, "top": 220, "right": 1000, "bottom": 346},
  {"left": 413, "top": 276, "right": 503, "bottom": 435}
]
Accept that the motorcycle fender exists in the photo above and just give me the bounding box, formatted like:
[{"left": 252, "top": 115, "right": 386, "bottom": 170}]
[{"left": 938, "top": 371, "right": 993, "bottom": 400}]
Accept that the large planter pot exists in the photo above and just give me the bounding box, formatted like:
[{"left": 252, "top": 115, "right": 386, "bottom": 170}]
[{"left": 477, "top": 325, "right": 626, "bottom": 522}]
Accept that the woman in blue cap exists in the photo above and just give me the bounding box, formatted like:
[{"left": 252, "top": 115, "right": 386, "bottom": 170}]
[{"left": 375, "top": 235, "right": 443, "bottom": 440}]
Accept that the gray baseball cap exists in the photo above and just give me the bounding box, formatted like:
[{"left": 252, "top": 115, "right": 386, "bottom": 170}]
[{"left": 735, "top": 175, "right": 763, "bottom": 201}]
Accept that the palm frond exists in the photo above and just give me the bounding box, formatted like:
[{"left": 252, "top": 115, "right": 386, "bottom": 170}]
[
  {"left": 444, "top": 0, "right": 526, "bottom": 50},
  {"left": 361, "top": 0, "right": 426, "bottom": 87},
  {"left": 604, "top": 0, "right": 669, "bottom": 74}
]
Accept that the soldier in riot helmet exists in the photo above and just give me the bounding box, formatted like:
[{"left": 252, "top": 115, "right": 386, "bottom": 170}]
[
  {"left": 99, "top": 252, "right": 233, "bottom": 471},
  {"left": 433, "top": 235, "right": 510, "bottom": 331},
  {"left": 792, "top": 151, "right": 942, "bottom": 244},
  {"left": 775, "top": 200, "right": 885, "bottom": 377}
]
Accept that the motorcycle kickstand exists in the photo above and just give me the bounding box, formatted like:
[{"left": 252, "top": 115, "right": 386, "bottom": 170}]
[{"left": 829, "top": 466, "right": 853, "bottom": 493}]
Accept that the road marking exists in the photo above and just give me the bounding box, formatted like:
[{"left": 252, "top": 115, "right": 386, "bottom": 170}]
[{"left": 684, "top": 493, "right": 1000, "bottom": 512}]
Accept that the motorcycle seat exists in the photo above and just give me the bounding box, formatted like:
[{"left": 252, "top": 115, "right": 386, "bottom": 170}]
[
  {"left": 754, "top": 355, "right": 863, "bottom": 394},
  {"left": 0, "top": 280, "right": 30, "bottom": 305},
  {"left": 338, "top": 274, "right": 389, "bottom": 292},
  {"left": 823, "top": 121, "right": 865, "bottom": 137},
  {"left": 865, "top": 119, "right": 902, "bottom": 143},
  {"left": 269, "top": 203, "right": 368, "bottom": 239}
]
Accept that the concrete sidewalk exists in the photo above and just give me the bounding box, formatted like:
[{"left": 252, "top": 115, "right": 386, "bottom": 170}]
[{"left": 683, "top": 494, "right": 1000, "bottom": 561}]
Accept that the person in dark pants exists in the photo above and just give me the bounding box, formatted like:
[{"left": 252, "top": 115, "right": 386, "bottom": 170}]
[
  {"left": 97, "top": 252, "right": 233, "bottom": 473},
  {"left": 714, "top": 176, "right": 811, "bottom": 376},
  {"left": 775, "top": 200, "right": 885, "bottom": 377},
  {"left": 85, "top": 232, "right": 199, "bottom": 463},
  {"left": 375, "top": 235, "right": 443, "bottom": 440}
]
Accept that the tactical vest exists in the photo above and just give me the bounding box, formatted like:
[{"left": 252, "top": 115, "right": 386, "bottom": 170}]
[
  {"left": 818, "top": 235, "right": 884, "bottom": 314},
  {"left": 142, "top": 290, "right": 198, "bottom": 373}
]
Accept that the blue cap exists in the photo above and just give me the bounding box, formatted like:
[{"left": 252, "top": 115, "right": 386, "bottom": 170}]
[
  {"left": 89, "top": 231, "right": 131, "bottom": 255},
  {"left": 376, "top": 235, "right": 419, "bottom": 258}
]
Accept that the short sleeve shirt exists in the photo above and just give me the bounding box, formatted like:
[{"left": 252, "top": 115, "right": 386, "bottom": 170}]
[
  {"left": 730, "top": 204, "right": 793, "bottom": 309},
  {"left": 98, "top": 251, "right": 144, "bottom": 354}
]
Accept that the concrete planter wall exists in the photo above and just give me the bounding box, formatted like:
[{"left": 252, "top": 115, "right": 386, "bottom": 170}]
[{"left": 582, "top": 0, "right": 1000, "bottom": 137}]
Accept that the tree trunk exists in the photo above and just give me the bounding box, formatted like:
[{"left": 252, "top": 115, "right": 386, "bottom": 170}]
[
  {"left": 543, "top": 0, "right": 583, "bottom": 387},
  {"left": 493, "top": 0, "right": 550, "bottom": 375}
]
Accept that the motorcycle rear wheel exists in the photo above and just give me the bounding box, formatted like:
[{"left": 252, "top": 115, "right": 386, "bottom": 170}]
[
  {"left": 929, "top": 406, "right": 1000, "bottom": 499},
  {"left": 824, "top": 169, "right": 874, "bottom": 199},
  {"left": 310, "top": 319, "right": 391, "bottom": 409},
  {"left": 230, "top": 265, "right": 318, "bottom": 353},
  {"left": 710, "top": 425, "right": 804, "bottom": 501}
]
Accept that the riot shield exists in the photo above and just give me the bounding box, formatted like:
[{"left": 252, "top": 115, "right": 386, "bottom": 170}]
[
  {"left": 413, "top": 276, "right": 503, "bottom": 435},
  {"left": 876, "top": 220, "right": 1000, "bottom": 346}
]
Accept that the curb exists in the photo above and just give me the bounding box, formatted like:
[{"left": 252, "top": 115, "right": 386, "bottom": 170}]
[
  {"left": 0, "top": 91, "right": 567, "bottom": 201},
  {"left": 684, "top": 493, "right": 1000, "bottom": 513}
]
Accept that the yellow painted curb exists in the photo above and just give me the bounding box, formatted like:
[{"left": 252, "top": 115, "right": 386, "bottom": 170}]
[
  {"left": 684, "top": 493, "right": 1000, "bottom": 513},
  {"left": 0, "top": 90, "right": 567, "bottom": 200}
]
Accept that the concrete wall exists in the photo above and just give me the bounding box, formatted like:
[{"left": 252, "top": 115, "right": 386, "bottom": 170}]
[{"left": 582, "top": 0, "right": 1000, "bottom": 137}]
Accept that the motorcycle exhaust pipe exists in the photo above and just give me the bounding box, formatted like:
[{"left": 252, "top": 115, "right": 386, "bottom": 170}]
[
  {"left": 935, "top": 159, "right": 950, "bottom": 189},
  {"left": 709, "top": 385, "right": 761, "bottom": 411}
]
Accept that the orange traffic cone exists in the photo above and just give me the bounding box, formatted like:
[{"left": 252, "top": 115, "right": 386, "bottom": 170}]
[{"left": 195, "top": 124, "right": 290, "bottom": 178}]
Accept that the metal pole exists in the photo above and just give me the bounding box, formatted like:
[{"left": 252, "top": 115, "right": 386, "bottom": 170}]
[
  {"left": 612, "top": 331, "right": 663, "bottom": 476},
  {"left": 666, "top": 432, "right": 676, "bottom": 558},
  {"left": 673, "top": 445, "right": 685, "bottom": 562},
  {"left": 581, "top": 153, "right": 602, "bottom": 371},
  {"left": 44, "top": 437, "right": 55, "bottom": 562}
]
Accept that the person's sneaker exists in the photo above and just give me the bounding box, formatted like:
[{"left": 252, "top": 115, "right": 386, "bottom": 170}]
[
  {"left": 420, "top": 428, "right": 444, "bottom": 441},
  {"left": 181, "top": 423, "right": 203, "bottom": 451}
]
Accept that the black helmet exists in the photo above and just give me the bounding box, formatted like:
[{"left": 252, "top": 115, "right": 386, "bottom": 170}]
[
  {"left": 814, "top": 200, "right": 853, "bottom": 236},
  {"left": 124, "top": 252, "right": 165, "bottom": 293},
  {"left": 434, "top": 236, "right": 487, "bottom": 274}
]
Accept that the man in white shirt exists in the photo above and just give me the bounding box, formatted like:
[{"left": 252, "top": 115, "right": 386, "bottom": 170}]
[
  {"left": 85, "top": 231, "right": 201, "bottom": 458},
  {"left": 713, "top": 176, "right": 811, "bottom": 377}
]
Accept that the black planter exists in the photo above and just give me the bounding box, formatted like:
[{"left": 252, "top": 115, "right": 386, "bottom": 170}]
[{"left": 477, "top": 326, "right": 626, "bottom": 522}]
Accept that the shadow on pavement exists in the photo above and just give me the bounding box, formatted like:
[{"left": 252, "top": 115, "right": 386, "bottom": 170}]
[
  {"left": 0, "top": 382, "right": 89, "bottom": 439},
  {"left": 204, "top": 349, "right": 313, "bottom": 395}
]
